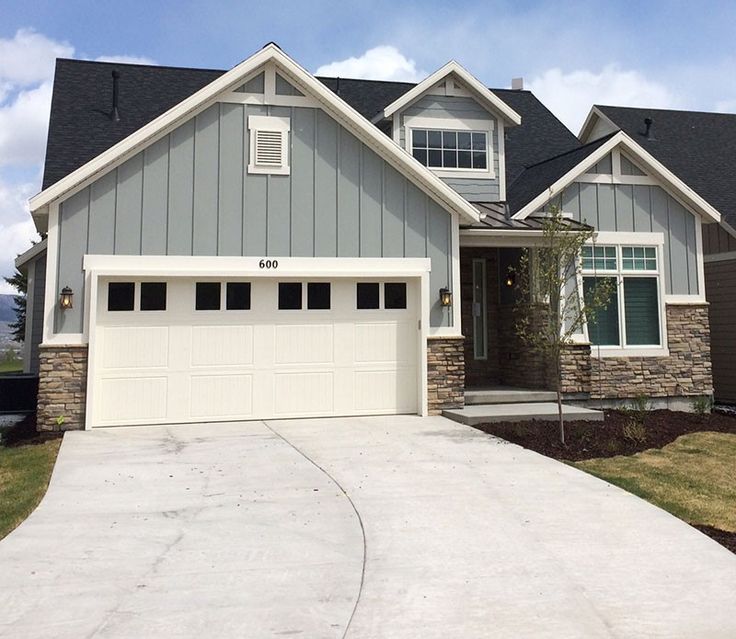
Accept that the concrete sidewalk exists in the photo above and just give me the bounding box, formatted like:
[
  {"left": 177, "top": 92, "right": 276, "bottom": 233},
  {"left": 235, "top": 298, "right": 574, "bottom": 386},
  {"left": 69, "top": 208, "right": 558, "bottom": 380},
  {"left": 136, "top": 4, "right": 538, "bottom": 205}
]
[{"left": 1, "top": 415, "right": 735, "bottom": 638}]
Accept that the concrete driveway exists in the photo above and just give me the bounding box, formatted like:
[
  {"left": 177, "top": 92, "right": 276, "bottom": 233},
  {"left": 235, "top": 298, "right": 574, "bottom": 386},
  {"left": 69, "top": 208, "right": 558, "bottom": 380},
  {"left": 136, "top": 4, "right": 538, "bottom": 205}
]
[{"left": 1, "top": 416, "right": 735, "bottom": 638}]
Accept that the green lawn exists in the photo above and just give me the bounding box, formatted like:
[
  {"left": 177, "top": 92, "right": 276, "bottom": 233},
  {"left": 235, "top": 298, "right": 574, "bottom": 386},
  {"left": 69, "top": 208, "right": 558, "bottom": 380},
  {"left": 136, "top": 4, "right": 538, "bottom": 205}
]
[
  {"left": 576, "top": 431, "right": 736, "bottom": 532},
  {"left": 0, "top": 439, "right": 61, "bottom": 540}
]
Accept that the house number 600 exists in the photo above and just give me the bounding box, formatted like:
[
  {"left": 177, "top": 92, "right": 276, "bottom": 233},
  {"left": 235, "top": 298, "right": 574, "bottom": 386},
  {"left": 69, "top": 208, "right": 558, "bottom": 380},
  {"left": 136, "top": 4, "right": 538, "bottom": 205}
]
[{"left": 259, "top": 259, "right": 278, "bottom": 269}]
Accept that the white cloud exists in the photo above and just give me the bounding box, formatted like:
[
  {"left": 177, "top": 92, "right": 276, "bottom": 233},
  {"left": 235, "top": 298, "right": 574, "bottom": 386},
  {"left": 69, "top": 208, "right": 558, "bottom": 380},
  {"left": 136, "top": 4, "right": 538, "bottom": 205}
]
[
  {"left": 315, "top": 45, "right": 425, "bottom": 82},
  {"left": 527, "top": 65, "right": 680, "bottom": 132},
  {"left": 0, "top": 29, "right": 73, "bottom": 87},
  {"left": 0, "top": 81, "right": 53, "bottom": 167},
  {"left": 0, "top": 178, "right": 39, "bottom": 292}
]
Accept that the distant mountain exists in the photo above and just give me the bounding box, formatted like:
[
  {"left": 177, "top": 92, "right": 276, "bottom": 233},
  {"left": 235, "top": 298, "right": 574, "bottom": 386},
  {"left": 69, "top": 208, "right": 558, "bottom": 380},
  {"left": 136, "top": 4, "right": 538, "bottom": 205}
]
[{"left": 0, "top": 294, "right": 18, "bottom": 323}]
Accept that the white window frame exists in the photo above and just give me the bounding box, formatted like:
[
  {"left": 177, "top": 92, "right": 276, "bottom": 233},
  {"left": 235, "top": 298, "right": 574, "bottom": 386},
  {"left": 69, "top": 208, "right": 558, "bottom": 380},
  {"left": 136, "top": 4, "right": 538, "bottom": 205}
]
[
  {"left": 247, "top": 114, "right": 290, "bottom": 175},
  {"left": 581, "top": 232, "right": 668, "bottom": 357},
  {"left": 403, "top": 115, "right": 495, "bottom": 179}
]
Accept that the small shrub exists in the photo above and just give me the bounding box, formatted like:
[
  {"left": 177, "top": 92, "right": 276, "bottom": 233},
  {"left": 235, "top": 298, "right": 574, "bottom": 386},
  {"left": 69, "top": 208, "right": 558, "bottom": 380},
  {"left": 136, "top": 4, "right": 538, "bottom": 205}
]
[
  {"left": 691, "top": 396, "right": 713, "bottom": 415},
  {"left": 622, "top": 419, "right": 647, "bottom": 444},
  {"left": 629, "top": 394, "right": 652, "bottom": 414}
]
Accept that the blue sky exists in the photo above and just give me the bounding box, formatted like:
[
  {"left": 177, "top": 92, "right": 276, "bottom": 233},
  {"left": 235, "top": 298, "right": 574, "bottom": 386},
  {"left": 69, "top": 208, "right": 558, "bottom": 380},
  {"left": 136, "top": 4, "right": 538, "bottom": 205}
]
[{"left": 1, "top": 0, "right": 735, "bottom": 291}]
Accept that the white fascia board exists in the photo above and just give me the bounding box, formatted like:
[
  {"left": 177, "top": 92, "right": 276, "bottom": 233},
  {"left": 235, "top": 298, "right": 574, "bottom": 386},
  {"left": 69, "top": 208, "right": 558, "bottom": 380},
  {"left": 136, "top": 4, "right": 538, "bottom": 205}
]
[
  {"left": 83, "top": 255, "right": 432, "bottom": 277},
  {"left": 31, "top": 46, "right": 481, "bottom": 226},
  {"left": 513, "top": 131, "right": 722, "bottom": 224},
  {"left": 14, "top": 238, "right": 48, "bottom": 269},
  {"left": 375, "top": 61, "right": 522, "bottom": 126}
]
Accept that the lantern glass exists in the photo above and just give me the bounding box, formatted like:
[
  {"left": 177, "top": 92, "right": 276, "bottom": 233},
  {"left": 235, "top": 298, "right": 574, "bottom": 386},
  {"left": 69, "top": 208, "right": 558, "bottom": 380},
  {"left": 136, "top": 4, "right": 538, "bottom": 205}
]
[
  {"left": 439, "top": 287, "right": 452, "bottom": 307},
  {"left": 59, "top": 287, "right": 74, "bottom": 310}
]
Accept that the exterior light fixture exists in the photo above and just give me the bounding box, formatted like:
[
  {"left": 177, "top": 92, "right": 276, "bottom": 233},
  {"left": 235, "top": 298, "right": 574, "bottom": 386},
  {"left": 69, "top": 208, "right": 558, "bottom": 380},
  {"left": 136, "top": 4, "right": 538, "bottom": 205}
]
[
  {"left": 59, "top": 286, "right": 74, "bottom": 310},
  {"left": 439, "top": 287, "right": 452, "bottom": 307},
  {"left": 505, "top": 271, "right": 515, "bottom": 288}
]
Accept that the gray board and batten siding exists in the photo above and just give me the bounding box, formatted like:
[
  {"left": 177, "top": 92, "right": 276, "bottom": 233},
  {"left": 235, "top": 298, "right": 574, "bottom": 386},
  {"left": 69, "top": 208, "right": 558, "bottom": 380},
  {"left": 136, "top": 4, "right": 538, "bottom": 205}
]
[
  {"left": 544, "top": 182, "right": 699, "bottom": 296},
  {"left": 399, "top": 95, "right": 500, "bottom": 202},
  {"left": 55, "top": 102, "right": 454, "bottom": 333}
]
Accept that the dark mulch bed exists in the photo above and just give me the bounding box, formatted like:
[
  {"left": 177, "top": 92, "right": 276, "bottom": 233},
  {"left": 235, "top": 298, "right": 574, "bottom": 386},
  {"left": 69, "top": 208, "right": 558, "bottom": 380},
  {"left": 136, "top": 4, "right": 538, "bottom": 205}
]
[
  {"left": 693, "top": 525, "right": 736, "bottom": 554},
  {"left": 0, "top": 414, "right": 62, "bottom": 447},
  {"left": 473, "top": 408, "right": 736, "bottom": 555},
  {"left": 472, "top": 408, "right": 736, "bottom": 462}
]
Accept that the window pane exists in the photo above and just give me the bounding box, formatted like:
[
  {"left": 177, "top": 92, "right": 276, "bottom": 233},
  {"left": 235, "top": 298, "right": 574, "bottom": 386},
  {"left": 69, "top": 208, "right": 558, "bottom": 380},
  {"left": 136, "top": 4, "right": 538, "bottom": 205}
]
[
  {"left": 624, "top": 277, "right": 660, "bottom": 345},
  {"left": 412, "top": 148, "right": 428, "bottom": 165},
  {"left": 196, "top": 282, "right": 221, "bottom": 310},
  {"left": 442, "top": 131, "right": 457, "bottom": 149},
  {"left": 412, "top": 129, "right": 427, "bottom": 148},
  {"left": 384, "top": 283, "right": 407, "bottom": 309},
  {"left": 140, "top": 282, "right": 167, "bottom": 311},
  {"left": 457, "top": 132, "right": 471, "bottom": 150},
  {"left": 427, "top": 130, "right": 442, "bottom": 147},
  {"left": 278, "top": 282, "right": 302, "bottom": 310},
  {"left": 428, "top": 149, "right": 442, "bottom": 167},
  {"left": 443, "top": 150, "right": 457, "bottom": 168},
  {"left": 471, "top": 132, "right": 486, "bottom": 150},
  {"left": 584, "top": 277, "right": 620, "bottom": 345},
  {"left": 472, "top": 151, "right": 487, "bottom": 169},
  {"left": 458, "top": 150, "right": 472, "bottom": 168},
  {"left": 357, "top": 282, "right": 379, "bottom": 309},
  {"left": 108, "top": 282, "right": 135, "bottom": 311},
  {"left": 226, "top": 282, "right": 251, "bottom": 310},
  {"left": 307, "top": 282, "right": 330, "bottom": 310}
]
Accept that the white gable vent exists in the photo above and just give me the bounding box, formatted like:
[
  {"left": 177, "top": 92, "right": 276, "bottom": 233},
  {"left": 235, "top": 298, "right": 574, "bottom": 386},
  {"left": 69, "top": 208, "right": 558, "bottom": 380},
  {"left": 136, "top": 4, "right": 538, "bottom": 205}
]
[{"left": 248, "top": 115, "right": 290, "bottom": 175}]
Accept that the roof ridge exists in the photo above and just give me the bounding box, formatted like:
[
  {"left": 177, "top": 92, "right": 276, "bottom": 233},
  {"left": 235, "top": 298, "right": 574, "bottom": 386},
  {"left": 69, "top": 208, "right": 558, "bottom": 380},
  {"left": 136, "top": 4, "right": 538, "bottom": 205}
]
[
  {"left": 597, "top": 104, "right": 736, "bottom": 118},
  {"left": 56, "top": 57, "right": 226, "bottom": 73}
]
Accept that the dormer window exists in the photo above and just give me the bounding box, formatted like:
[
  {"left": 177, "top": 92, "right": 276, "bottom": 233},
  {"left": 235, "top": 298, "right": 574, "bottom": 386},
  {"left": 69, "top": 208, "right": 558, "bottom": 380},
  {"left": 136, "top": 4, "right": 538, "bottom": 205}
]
[
  {"left": 411, "top": 129, "right": 488, "bottom": 170},
  {"left": 403, "top": 115, "right": 495, "bottom": 179},
  {"left": 248, "top": 115, "right": 290, "bottom": 175}
]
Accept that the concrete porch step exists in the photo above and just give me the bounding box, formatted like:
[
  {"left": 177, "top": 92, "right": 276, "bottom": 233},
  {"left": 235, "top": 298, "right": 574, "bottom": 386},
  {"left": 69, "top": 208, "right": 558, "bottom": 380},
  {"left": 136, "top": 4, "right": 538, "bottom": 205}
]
[
  {"left": 442, "top": 402, "right": 604, "bottom": 426},
  {"left": 465, "top": 387, "right": 558, "bottom": 405}
]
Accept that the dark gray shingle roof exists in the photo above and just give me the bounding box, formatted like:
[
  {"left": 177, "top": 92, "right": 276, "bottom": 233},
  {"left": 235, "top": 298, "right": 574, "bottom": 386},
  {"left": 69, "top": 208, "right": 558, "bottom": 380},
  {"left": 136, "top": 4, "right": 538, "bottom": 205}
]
[
  {"left": 42, "top": 58, "right": 580, "bottom": 191},
  {"left": 596, "top": 105, "right": 736, "bottom": 225},
  {"left": 505, "top": 134, "right": 615, "bottom": 215}
]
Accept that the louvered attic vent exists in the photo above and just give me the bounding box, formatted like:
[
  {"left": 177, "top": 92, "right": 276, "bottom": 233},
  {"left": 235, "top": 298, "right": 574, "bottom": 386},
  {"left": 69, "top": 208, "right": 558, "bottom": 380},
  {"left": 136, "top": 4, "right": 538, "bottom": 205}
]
[{"left": 248, "top": 115, "right": 290, "bottom": 175}]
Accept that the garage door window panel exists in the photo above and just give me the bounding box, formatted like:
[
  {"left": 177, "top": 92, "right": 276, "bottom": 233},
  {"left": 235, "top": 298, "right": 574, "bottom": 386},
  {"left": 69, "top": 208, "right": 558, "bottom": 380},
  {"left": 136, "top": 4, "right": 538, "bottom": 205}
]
[
  {"left": 140, "top": 282, "right": 167, "bottom": 311},
  {"left": 279, "top": 282, "right": 302, "bottom": 310},
  {"left": 307, "top": 283, "right": 331, "bottom": 310},
  {"left": 226, "top": 282, "right": 251, "bottom": 310},
  {"left": 384, "top": 283, "right": 407, "bottom": 309},
  {"left": 108, "top": 282, "right": 135, "bottom": 311},
  {"left": 196, "top": 282, "right": 221, "bottom": 311},
  {"left": 357, "top": 282, "right": 380, "bottom": 309}
]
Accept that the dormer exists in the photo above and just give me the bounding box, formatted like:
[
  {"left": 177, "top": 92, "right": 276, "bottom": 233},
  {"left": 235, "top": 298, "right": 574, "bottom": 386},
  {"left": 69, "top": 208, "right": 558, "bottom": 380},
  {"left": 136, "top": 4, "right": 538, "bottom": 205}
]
[{"left": 373, "top": 61, "right": 521, "bottom": 203}]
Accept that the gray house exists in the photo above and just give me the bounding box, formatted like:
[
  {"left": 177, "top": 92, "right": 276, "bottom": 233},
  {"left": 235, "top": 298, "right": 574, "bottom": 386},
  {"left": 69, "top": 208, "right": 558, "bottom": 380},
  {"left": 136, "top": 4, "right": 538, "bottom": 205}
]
[{"left": 17, "top": 45, "right": 717, "bottom": 430}]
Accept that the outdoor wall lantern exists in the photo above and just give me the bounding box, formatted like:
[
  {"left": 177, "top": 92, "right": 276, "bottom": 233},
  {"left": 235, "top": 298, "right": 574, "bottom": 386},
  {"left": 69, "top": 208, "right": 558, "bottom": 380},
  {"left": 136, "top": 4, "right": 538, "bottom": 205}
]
[
  {"left": 59, "top": 286, "right": 74, "bottom": 310},
  {"left": 439, "top": 287, "right": 452, "bottom": 307},
  {"left": 505, "top": 271, "right": 515, "bottom": 288}
]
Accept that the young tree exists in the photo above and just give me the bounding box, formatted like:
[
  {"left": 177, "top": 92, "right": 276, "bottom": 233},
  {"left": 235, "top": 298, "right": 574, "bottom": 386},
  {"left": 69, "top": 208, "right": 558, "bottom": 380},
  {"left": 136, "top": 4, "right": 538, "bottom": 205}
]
[
  {"left": 4, "top": 268, "right": 27, "bottom": 343},
  {"left": 513, "top": 206, "right": 613, "bottom": 445}
]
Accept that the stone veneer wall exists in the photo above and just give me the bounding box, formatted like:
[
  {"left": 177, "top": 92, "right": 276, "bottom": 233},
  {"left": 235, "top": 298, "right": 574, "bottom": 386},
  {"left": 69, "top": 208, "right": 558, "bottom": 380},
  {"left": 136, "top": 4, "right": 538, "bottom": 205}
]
[
  {"left": 427, "top": 336, "right": 465, "bottom": 414},
  {"left": 587, "top": 304, "right": 712, "bottom": 399},
  {"left": 37, "top": 345, "right": 88, "bottom": 431}
]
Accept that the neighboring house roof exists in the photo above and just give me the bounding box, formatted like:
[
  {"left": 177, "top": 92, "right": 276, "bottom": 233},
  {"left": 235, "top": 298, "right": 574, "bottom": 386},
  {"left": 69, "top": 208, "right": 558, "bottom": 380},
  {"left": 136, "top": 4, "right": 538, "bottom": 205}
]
[
  {"left": 374, "top": 60, "right": 522, "bottom": 126},
  {"left": 506, "top": 134, "right": 615, "bottom": 216},
  {"left": 32, "top": 44, "right": 481, "bottom": 226},
  {"left": 41, "top": 59, "right": 580, "bottom": 193},
  {"left": 14, "top": 238, "right": 48, "bottom": 270},
  {"left": 585, "top": 105, "right": 736, "bottom": 227}
]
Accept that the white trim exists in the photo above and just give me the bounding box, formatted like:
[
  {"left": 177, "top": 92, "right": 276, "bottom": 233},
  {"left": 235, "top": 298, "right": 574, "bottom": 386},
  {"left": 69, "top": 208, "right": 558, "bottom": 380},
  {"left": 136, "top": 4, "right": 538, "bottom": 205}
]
[
  {"left": 513, "top": 131, "right": 721, "bottom": 224},
  {"left": 593, "top": 346, "right": 670, "bottom": 358},
  {"left": 14, "top": 238, "right": 47, "bottom": 269},
  {"left": 375, "top": 60, "right": 522, "bottom": 126},
  {"left": 218, "top": 91, "right": 319, "bottom": 109},
  {"left": 664, "top": 295, "right": 709, "bottom": 305},
  {"left": 29, "top": 44, "right": 481, "bottom": 226},
  {"left": 593, "top": 231, "right": 664, "bottom": 246},
  {"left": 498, "top": 120, "right": 507, "bottom": 201},
  {"left": 419, "top": 271, "right": 429, "bottom": 417},
  {"left": 704, "top": 251, "right": 736, "bottom": 263},
  {"left": 694, "top": 215, "right": 706, "bottom": 300},
  {"left": 450, "top": 212, "right": 461, "bottom": 334},
  {"left": 578, "top": 106, "right": 619, "bottom": 142},
  {"left": 42, "top": 203, "right": 59, "bottom": 344},
  {"left": 403, "top": 115, "right": 495, "bottom": 180}
]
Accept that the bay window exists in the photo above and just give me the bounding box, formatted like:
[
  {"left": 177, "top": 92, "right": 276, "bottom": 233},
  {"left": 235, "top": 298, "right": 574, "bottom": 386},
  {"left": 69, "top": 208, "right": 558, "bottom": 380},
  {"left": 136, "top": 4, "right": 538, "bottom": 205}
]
[{"left": 582, "top": 244, "right": 663, "bottom": 349}]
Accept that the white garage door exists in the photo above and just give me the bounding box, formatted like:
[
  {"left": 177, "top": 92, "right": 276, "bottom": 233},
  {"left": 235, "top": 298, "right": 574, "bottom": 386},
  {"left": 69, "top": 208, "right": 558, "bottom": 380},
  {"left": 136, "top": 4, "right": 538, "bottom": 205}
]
[{"left": 90, "top": 276, "right": 419, "bottom": 427}]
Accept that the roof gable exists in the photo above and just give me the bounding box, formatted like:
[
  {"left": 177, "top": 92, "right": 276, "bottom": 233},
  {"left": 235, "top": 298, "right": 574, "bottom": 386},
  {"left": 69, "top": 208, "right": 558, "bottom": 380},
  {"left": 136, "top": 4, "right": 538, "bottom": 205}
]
[
  {"left": 510, "top": 131, "right": 721, "bottom": 223},
  {"left": 31, "top": 45, "right": 481, "bottom": 225},
  {"left": 374, "top": 61, "right": 522, "bottom": 126}
]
